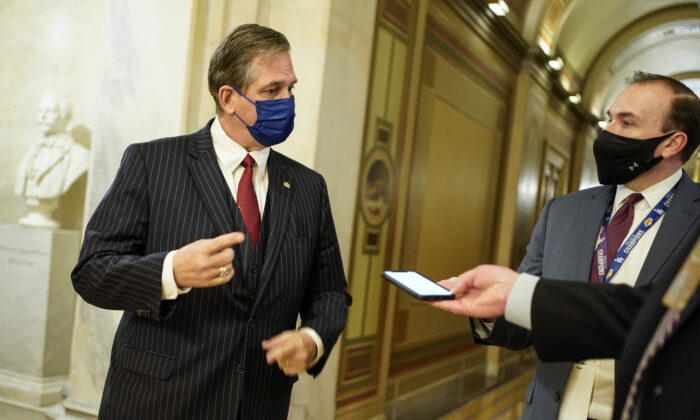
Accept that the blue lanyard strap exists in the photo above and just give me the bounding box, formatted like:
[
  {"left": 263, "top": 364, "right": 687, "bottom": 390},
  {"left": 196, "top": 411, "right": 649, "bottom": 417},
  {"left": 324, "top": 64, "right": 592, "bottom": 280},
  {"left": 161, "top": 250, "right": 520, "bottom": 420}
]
[{"left": 593, "top": 181, "right": 679, "bottom": 283}]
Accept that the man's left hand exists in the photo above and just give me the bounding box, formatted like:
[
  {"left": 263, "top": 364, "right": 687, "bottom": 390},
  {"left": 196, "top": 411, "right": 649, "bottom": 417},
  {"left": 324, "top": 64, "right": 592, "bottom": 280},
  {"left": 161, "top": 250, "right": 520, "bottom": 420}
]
[
  {"left": 262, "top": 330, "right": 318, "bottom": 376},
  {"left": 426, "top": 264, "right": 518, "bottom": 318}
]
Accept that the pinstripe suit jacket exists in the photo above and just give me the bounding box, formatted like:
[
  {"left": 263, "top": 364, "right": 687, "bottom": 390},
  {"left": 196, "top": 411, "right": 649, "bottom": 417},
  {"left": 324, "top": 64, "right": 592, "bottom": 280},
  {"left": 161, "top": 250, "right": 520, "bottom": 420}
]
[{"left": 72, "top": 120, "right": 351, "bottom": 419}]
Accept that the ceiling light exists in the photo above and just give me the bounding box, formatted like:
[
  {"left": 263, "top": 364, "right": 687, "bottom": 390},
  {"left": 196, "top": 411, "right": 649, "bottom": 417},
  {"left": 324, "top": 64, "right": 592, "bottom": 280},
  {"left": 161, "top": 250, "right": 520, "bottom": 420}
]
[
  {"left": 488, "top": 0, "right": 510, "bottom": 16},
  {"left": 568, "top": 94, "right": 582, "bottom": 104},
  {"left": 548, "top": 57, "right": 564, "bottom": 71},
  {"left": 538, "top": 38, "right": 552, "bottom": 56}
]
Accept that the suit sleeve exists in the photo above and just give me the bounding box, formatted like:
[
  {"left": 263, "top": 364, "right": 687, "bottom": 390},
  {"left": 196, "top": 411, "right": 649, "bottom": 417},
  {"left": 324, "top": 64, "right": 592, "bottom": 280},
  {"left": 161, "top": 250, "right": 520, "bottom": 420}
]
[
  {"left": 71, "top": 144, "right": 174, "bottom": 321},
  {"left": 470, "top": 199, "right": 555, "bottom": 350},
  {"left": 532, "top": 279, "right": 648, "bottom": 361},
  {"left": 301, "top": 177, "right": 352, "bottom": 376}
]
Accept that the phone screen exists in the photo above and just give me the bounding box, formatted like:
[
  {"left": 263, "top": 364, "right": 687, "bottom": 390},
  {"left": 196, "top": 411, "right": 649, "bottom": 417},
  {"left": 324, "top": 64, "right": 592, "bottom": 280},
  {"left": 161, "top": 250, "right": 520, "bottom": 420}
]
[{"left": 382, "top": 271, "right": 454, "bottom": 300}]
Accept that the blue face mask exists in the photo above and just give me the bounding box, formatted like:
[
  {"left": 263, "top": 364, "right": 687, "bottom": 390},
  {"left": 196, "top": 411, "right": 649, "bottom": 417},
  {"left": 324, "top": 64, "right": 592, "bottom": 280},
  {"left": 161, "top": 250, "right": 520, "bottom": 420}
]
[{"left": 232, "top": 87, "right": 295, "bottom": 147}]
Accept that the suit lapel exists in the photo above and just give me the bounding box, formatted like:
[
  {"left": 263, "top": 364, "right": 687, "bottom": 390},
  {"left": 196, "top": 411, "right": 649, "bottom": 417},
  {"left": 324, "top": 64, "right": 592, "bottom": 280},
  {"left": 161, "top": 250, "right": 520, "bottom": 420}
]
[
  {"left": 577, "top": 186, "right": 615, "bottom": 281},
  {"left": 251, "top": 150, "right": 291, "bottom": 314},
  {"left": 186, "top": 121, "right": 242, "bottom": 277},
  {"left": 637, "top": 172, "right": 700, "bottom": 287}
]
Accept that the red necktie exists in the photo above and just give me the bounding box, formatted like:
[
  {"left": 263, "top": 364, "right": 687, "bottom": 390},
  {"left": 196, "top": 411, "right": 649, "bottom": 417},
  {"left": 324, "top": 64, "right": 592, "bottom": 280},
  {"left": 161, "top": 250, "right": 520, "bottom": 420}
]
[
  {"left": 237, "top": 154, "right": 261, "bottom": 247},
  {"left": 590, "top": 193, "right": 644, "bottom": 282}
]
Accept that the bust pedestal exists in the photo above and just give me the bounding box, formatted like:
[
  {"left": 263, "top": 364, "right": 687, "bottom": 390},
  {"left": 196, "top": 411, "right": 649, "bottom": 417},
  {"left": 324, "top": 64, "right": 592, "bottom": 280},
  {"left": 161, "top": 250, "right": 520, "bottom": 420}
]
[
  {"left": 0, "top": 224, "right": 80, "bottom": 418},
  {"left": 18, "top": 197, "right": 61, "bottom": 229}
]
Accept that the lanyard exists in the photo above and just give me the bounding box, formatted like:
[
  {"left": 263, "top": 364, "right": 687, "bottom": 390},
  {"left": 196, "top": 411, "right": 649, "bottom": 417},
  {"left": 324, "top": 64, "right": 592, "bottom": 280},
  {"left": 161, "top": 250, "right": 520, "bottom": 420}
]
[{"left": 593, "top": 182, "right": 679, "bottom": 283}]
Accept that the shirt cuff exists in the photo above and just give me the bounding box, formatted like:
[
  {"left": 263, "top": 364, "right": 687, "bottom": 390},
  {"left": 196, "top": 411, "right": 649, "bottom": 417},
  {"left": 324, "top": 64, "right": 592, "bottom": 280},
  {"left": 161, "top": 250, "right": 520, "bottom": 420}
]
[
  {"left": 504, "top": 273, "right": 540, "bottom": 330},
  {"left": 161, "top": 250, "right": 192, "bottom": 300},
  {"left": 299, "top": 327, "right": 324, "bottom": 369}
]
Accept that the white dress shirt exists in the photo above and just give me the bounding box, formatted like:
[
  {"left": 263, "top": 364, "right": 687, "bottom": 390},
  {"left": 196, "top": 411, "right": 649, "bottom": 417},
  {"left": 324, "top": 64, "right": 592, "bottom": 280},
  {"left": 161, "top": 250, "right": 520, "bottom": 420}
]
[
  {"left": 160, "top": 116, "right": 324, "bottom": 366},
  {"left": 505, "top": 169, "right": 682, "bottom": 420}
]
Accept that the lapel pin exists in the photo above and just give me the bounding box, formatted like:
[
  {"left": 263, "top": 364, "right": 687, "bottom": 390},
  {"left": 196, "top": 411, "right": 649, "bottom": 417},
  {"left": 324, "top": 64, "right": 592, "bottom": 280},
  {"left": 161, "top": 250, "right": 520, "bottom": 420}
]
[{"left": 283, "top": 181, "right": 291, "bottom": 189}]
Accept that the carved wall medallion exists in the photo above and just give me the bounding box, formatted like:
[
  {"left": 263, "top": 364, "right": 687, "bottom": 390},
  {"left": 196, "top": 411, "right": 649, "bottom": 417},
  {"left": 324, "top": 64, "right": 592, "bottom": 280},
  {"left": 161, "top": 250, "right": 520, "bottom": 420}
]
[{"left": 360, "top": 148, "right": 393, "bottom": 227}]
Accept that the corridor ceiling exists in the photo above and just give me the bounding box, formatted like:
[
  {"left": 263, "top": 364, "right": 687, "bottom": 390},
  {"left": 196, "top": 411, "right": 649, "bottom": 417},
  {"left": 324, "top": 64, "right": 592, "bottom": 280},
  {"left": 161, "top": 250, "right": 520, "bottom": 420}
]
[
  {"left": 539, "top": 0, "right": 700, "bottom": 118},
  {"left": 556, "top": 0, "right": 691, "bottom": 79}
]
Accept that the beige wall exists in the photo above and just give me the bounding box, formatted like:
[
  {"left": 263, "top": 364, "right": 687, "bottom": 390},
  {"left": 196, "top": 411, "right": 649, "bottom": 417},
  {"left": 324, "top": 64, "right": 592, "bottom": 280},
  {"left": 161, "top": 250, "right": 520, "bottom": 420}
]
[
  {"left": 65, "top": 0, "right": 197, "bottom": 416},
  {"left": 335, "top": 1, "right": 600, "bottom": 418}
]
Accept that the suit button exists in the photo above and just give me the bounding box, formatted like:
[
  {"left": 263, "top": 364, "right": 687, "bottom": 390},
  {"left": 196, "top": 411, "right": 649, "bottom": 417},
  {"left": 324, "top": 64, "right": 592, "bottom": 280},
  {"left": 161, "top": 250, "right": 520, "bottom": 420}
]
[
  {"left": 251, "top": 264, "right": 258, "bottom": 273},
  {"left": 654, "top": 385, "right": 663, "bottom": 396},
  {"left": 553, "top": 392, "right": 561, "bottom": 402},
  {"left": 248, "top": 320, "right": 255, "bottom": 328},
  {"left": 236, "top": 364, "right": 245, "bottom": 374}
]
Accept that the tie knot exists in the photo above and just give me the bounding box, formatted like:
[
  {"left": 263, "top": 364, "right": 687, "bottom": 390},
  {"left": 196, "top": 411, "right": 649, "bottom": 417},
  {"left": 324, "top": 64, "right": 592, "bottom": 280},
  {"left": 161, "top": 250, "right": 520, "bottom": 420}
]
[
  {"left": 625, "top": 193, "right": 644, "bottom": 207},
  {"left": 241, "top": 154, "right": 256, "bottom": 169}
]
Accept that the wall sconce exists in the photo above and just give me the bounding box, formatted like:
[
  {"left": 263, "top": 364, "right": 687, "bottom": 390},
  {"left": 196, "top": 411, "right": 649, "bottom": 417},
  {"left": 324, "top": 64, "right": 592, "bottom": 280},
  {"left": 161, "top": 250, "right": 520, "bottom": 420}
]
[
  {"left": 488, "top": 0, "right": 510, "bottom": 16},
  {"left": 548, "top": 57, "right": 564, "bottom": 71},
  {"left": 568, "top": 94, "right": 582, "bottom": 104},
  {"left": 598, "top": 120, "right": 608, "bottom": 129}
]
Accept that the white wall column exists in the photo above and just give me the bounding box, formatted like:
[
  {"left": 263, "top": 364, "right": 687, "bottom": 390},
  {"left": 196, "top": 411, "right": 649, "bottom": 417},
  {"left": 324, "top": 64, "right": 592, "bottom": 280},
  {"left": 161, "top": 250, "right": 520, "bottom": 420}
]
[{"left": 61, "top": 1, "right": 195, "bottom": 417}]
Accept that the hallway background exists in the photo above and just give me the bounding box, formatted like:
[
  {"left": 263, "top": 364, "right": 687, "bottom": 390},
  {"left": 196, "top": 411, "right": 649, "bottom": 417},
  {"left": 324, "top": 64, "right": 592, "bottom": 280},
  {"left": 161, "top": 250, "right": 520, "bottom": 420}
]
[{"left": 1, "top": 0, "right": 698, "bottom": 419}]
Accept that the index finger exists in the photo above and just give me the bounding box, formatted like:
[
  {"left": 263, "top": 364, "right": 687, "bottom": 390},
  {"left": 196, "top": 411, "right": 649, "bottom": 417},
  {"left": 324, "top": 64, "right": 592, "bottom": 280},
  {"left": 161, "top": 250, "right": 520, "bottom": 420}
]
[
  {"left": 439, "top": 275, "right": 470, "bottom": 296},
  {"left": 261, "top": 331, "right": 292, "bottom": 350},
  {"left": 455, "top": 268, "right": 479, "bottom": 289},
  {"left": 266, "top": 343, "right": 296, "bottom": 366},
  {"left": 205, "top": 232, "right": 246, "bottom": 254},
  {"left": 436, "top": 277, "right": 457, "bottom": 290}
]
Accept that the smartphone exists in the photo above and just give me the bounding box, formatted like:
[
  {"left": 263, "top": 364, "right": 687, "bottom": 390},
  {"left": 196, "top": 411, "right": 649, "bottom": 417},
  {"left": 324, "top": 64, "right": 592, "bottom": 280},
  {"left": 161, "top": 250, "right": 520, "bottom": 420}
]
[{"left": 382, "top": 271, "right": 455, "bottom": 300}]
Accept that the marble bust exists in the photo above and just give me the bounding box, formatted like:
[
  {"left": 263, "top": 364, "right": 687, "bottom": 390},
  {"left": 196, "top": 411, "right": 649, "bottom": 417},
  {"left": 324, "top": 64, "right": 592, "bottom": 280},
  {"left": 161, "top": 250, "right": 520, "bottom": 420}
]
[{"left": 14, "top": 93, "right": 89, "bottom": 228}]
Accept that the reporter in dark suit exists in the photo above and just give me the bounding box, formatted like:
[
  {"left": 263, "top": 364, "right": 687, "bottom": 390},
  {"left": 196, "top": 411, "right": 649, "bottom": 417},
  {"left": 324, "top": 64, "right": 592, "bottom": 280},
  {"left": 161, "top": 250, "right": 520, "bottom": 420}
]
[
  {"left": 470, "top": 72, "right": 700, "bottom": 420},
  {"left": 427, "top": 236, "right": 700, "bottom": 420},
  {"left": 72, "top": 24, "right": 350, "bottom": 419}
]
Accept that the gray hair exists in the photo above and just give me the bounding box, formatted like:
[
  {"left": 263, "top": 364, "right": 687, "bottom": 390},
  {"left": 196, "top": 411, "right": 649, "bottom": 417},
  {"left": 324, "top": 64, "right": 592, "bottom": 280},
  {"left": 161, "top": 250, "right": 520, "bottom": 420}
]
[{"left": 207, "top": 24, "right": 290, "bottom": 113}]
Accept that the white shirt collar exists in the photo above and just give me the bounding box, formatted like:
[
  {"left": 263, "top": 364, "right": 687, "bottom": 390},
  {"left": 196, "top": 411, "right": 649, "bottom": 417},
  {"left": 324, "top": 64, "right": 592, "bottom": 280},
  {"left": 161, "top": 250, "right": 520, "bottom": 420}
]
[
  {"left": 614, "top": 169, "right": 683, "bottom": 209},
  {"left": 211, "top": 116, "right": 270, "bottom": 176}
]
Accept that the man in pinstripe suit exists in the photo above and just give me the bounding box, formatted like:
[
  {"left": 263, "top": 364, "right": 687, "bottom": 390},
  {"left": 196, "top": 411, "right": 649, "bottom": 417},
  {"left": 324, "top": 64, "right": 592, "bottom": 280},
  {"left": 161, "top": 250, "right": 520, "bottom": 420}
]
[{"left": 72, "top": 24, "right": 351, "bottom": 419}]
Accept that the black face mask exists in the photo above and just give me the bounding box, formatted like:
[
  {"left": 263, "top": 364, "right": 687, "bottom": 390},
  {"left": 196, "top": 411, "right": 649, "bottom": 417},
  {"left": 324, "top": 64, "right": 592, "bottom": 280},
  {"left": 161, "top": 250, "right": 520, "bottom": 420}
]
[{"left": 593, "top": 130, "right": 674, "bottom": 185}]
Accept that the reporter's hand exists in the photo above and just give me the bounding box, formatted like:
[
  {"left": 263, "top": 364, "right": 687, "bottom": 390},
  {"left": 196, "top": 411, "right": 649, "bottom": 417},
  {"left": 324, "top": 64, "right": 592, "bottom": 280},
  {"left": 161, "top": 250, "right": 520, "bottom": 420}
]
[
  {"left": 426, "top": 264, "right": 518, "bottom": 319},
  {"left": 172, "top": 232, "right": 245, "bottom": 288},
  {"left": 262, "top": 330, "right": 318, "bottom": 376}
]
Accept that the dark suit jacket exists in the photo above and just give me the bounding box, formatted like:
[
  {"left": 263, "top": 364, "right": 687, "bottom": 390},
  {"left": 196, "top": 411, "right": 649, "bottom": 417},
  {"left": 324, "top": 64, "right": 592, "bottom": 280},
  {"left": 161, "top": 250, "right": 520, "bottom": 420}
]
[
  {"left": 470, "top": 172, "right": 700, "bottom": 420},
  {"left": 531, "top": 243, "right": 700, "bottom": 420},
  {"left": 72, "top": 120, "right": 351, "bottom": 419}
]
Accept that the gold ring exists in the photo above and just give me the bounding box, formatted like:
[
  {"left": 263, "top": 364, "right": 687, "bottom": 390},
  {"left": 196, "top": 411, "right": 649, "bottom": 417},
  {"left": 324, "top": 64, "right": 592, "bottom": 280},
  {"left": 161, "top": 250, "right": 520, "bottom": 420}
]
[{"left": 219, "top": 266, "right": 229, "bottom": 278}]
